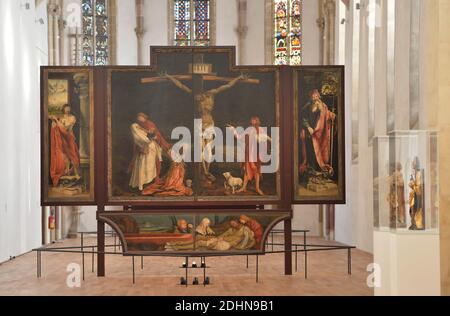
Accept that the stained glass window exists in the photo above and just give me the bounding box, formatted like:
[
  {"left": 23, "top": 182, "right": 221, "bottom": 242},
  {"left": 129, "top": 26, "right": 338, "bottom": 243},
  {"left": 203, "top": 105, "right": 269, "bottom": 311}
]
[
  {"left": 274, "top": 0, "right": 302, "bottom": 65},
  {"left": 174, "top": 0, "right": 211, "bottom": 46},
  {"left": 82, "top": 0, "right": 109, "bottom": 66}
]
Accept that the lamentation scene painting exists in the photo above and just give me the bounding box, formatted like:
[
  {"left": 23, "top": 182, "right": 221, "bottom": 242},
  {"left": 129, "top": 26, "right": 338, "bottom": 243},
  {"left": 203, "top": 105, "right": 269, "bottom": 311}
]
[{"left": 101, "top": 212, "right": 288, "bottom": 254}]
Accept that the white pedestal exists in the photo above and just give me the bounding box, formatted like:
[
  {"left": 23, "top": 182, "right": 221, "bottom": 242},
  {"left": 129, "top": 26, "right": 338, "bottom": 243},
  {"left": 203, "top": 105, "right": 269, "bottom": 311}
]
[{"left": 373, "top": 229, "right": 441, "bottom": 296}]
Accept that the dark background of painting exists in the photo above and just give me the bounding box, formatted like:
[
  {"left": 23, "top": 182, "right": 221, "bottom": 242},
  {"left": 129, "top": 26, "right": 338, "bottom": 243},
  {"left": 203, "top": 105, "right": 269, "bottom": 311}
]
[
  {"left": 110, "top": 53, "right": 195, "bottom": 197},
  {"left": 296, "top": 70, "right": 340, "bottom": 185},
  {"left": 110, "top": 51, "right": 278, "bottom": 199}
]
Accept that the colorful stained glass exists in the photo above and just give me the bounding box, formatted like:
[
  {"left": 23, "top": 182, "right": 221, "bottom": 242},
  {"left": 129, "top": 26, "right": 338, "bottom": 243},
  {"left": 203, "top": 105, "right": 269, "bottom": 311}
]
[
  {"left": 174, "top": 0, "right": 210, "bottom": 46},
  {"left": 274, "top": 0, "right": 302, "bottom": 65},
  {"left": 82, "top": 0, "right": 109, "bottom": 66},
  {"left": 82, "top": 0, "right": 94, "bottom": 66},
  {"left": 175, "top": 0, "right": 191, "bottom": 46}
]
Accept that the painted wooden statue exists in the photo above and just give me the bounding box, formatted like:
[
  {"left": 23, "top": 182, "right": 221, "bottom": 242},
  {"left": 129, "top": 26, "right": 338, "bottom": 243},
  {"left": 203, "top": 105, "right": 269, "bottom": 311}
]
[{"left": 408, "top": 157, "right": 425, "bottom": 230}]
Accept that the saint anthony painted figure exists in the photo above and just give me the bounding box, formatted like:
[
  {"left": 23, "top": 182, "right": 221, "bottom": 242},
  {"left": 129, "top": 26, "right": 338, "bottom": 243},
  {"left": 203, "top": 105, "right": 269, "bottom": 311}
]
[
  {"left": 299, "top": 89, "right": 336, "bottom": 190},
  {"left": 49, "top": 104, "right": 80, "bottom": 187},
  {"left": 409, "top": 157, "right": 425, "bottom": 230}
]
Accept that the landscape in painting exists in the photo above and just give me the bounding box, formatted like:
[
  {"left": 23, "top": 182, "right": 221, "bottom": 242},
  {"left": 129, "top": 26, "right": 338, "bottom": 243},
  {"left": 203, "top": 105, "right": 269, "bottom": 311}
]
[
  {"left": 108, "top": 49, "right": 280, "bottom": 203},
  {"left": 43, "top": 70, "right": 94, "bottom": 203},
  {"left": 294, "top": 67, "right": 345, "bottom": 203}
]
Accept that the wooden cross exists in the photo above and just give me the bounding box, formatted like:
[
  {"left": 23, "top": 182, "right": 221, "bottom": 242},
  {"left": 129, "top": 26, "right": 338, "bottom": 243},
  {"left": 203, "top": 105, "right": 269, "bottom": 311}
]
[{"left": 140, "top": 54, "right": 260, "bottom": 90}]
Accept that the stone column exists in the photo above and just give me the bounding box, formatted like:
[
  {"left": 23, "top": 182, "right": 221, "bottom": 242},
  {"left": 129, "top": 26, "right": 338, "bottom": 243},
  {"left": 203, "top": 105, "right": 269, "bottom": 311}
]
[
  {"left": 135, "top": 0, "right": 145, "bottom": 65},
  {"left": 264, "top": 0, "right": 274, "bottom": 65},
  {"left": 47, "top": 0, "right": 62, "bottom": 65},
  {"left": 422, "top": 0, "right": 450, "bottom": 296},
  {"left": 67, "top": 206, "right": 82, "bottom": 239},
  {"left": 235, "top": 0, "right": 248, "bottom": 65},
  {"left": 108, "top": 0, "right": 118, "bottom": 65},
  {"left": 73, "top": 73, "right": 90, "bottom": 165},
  {"left": 322, "top": 0, "right": 337, "bottom": 65},
  {"left": 319, "top": 0, "right": 337, "bottom": 240}
]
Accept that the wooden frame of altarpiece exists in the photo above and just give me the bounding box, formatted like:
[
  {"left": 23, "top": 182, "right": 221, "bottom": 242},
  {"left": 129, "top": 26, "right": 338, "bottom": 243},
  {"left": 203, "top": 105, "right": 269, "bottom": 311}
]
[{"left": 40, "top": 46, "right": 346, "bottom": 276}]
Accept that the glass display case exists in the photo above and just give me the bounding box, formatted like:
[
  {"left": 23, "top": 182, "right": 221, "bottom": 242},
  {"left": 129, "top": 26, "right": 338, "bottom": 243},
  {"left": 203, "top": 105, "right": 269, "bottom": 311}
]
[{"left": 373, "top": 131, "right": 439, "bottom": 233}]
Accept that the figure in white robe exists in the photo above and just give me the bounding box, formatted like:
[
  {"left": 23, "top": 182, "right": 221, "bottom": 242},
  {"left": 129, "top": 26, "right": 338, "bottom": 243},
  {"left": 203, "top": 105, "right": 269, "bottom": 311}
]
[{"left": 129, "top": 123, "right": 163, "bottom": 191}]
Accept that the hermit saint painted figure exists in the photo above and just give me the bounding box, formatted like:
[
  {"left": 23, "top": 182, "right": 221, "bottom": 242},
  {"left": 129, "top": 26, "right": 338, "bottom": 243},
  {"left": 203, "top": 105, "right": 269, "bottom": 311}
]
[
  {"left": 299, "top": 89, "right": 336, "bottom": 191},
  {"left": 409, "top": 157, "right": 425, "bottom": 230},
  {"left": 49, "top": 104, "right": 80, "bottom": 187}
]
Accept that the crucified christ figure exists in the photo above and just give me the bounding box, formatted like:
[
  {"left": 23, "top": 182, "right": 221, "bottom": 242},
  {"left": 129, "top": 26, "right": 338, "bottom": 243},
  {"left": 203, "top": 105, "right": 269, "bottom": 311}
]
[{"left": 160, "top": 71, "right": 248, "bottom": 183}]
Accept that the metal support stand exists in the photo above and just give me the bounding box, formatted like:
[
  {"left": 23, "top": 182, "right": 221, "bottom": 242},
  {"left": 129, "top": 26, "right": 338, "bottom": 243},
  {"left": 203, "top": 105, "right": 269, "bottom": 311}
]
[
  {"left": 348, "top": 248, "right": 352, "bottom": 275},
  {"left": 203, "top": 257, "right": 206, "bottom": 287},
  {"left": 132, "top": 256, "right": 135, "bottom": 284},
  {"left": 256, "top": 255, "right": 259, "bottom": 283},
  {"left": 36, "top": 251, "right": 41, "bottom": 278},
  {"left": 185, "top": 257, "right": 188, "bottom": 288},
  {"left": 271, "top": 232, "right": 274, "bottom": 252},
  {"left": 305, "top": 250, "right": 308, "bottom": 279},
  {"left": 284, "top": 219, "right": 293, "bottom": 276},
  {"left": 97, "top": 220, "right": 105, "bottom": 277},
  {"left": 81, "top": 233, "right": 85, "bottom": 281},
  {"left": 303, "top": 231, "right": 307, "bottom": 279},
  {"left": 92, "top": 246, "right": 95, "bottom": 273}
]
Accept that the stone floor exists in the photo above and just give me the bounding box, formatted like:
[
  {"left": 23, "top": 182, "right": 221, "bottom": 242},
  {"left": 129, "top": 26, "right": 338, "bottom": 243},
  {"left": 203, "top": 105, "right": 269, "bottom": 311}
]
[{"left": 0, "top": 236, "right": 373, "bottom": 296}]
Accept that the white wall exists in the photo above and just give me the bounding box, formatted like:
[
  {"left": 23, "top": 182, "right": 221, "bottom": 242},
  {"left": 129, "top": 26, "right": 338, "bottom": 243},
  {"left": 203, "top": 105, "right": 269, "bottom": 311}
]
[
  {"left": 216, "top": 0, "right": 238, "bottom": 48},
  {"left": 301, "top": 0, "right": 320, "bottom": 65},
  {"left": 117, "top": 0, "right": 138, "bottom": 65},
  {"left": 140, "top": 0, "right": 169, "bottom": 65},
  {"left": 335, "top": 1, "right": 354, "bottom": 246},
  {"left": 0, "top": 0, "right": 47, "bottom": 263}
]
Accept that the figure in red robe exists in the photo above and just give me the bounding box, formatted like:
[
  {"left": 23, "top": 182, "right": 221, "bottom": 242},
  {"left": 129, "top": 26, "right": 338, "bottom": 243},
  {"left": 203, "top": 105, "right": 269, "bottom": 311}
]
[
  {"left": 229, "top": 116, "right": 271, "bottom": 196},
  {"left": 129, "top": 112, "right": 193, "bottom": 197},
  {"left": 299, "top": 89, "right": 336, "bottom": 177},
  {"left": 128, "top": 112, "right": 172, "bottom": 190},
  {"left": 49, "top": 104, "right": 80, "bottom": 187},
  {"left": 240, "top": 215, "right": 263, "bottom": 247}
]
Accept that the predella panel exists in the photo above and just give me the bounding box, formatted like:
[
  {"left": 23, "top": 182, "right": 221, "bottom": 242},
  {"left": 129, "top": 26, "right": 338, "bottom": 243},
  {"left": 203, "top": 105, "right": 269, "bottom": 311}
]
[{"left": 100, "top": 211, "right": 290, "bottom": 255}]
